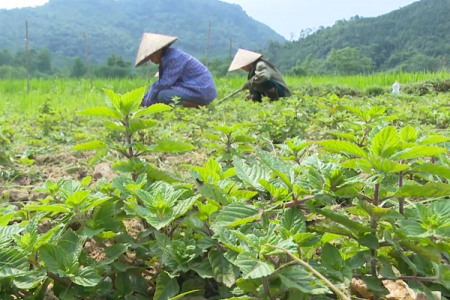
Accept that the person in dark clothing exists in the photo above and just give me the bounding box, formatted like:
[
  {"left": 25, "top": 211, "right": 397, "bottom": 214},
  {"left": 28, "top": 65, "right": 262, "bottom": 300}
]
[{"left": 228, "top": 48, "right": 291, "bottom": 101}]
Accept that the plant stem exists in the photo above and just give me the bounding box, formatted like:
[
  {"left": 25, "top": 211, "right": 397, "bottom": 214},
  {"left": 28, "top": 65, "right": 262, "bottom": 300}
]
[
  {"left": 262, "top": 277, "right": 275, "bottom": 300},
  {"left": 353, "top": 274, "right": 437, "bottom": 282},
  {"left": 359, "top": 129, "right": 369, "bottom": 147},
  {"left": 371, "top": 183, "right": 380, "bottom": 300},
  {"left": 274, "top": 196, "right": 315, "bottom": 209},
  {"left": 266, "top": 245, "right": 350, "bottom": 300},
  {"left": 399, "top": 169, "right": 404, "bottom": 215}
]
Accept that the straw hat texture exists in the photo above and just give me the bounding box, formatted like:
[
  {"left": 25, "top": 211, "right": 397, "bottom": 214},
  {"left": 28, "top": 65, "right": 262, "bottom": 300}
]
[
  {"left": 228, "top": 48, "right": 262, "bottom": 72},
  {"left": 135, "top": 33, "right": 178, "bottom": 67}
]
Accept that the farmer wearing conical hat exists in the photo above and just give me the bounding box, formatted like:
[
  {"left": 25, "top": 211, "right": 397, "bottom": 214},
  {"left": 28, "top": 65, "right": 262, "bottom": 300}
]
[
  {"left": 228, "top": 49, "right": 291, "bottom": 102},
  {"left": 135, "top": 33, "right": 217, "bottom": 108}
]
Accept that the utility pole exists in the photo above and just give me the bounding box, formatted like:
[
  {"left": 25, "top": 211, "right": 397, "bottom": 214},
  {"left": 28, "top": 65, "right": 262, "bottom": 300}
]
[
  {"left": 206, "top": 21, "right": 211, "bottom": 68},
  {"left": 83, "top": 32, "right": 94, "bottom": 89},
  {"left": 25, "top": 20, "right": 30, "bottom": 94}
]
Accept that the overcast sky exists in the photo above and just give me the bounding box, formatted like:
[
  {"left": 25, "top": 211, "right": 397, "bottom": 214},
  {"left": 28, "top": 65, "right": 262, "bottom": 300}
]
[{"left": 1, "top": 0, "right": 419, "bottom": 38}]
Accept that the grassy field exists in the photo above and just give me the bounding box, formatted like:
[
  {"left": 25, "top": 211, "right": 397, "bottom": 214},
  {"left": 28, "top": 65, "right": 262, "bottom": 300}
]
[
  {"left": 1, "top": 69, "right": 449, "bottom": 113},
  {"left": 1, "top": 72, "right": 450, "bottom": 300}
]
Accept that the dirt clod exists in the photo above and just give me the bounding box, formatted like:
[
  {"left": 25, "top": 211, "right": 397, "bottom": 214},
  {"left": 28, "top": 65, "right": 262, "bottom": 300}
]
[
  {"left": 93, "top": 163, "right": 115, "bottom": 181},
  {"left": 6, "top": 189, "right": 29, "bottom": 202}
]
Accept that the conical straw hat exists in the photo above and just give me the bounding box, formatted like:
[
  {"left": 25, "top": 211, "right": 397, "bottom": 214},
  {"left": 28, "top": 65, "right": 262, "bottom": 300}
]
[
  {"left": 228, "top": 48, "right": 262, "bottom": 72},
  {"left": 135, "top": 33, "right": 178, "bottom": 67}
]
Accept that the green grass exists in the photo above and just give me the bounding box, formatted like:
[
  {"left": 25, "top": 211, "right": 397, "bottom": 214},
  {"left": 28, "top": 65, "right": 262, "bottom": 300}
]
[{"left": 1, "top": 70, "right": 450, "bottom": 114}]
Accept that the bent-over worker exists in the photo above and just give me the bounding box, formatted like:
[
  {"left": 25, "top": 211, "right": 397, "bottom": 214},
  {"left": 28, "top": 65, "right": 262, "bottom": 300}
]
[
  {"left": 135, "top": 33, "right": 217, "bottom": 108},
  {"left": 228, "top": 48, "right": 291, "bottom": 102}
]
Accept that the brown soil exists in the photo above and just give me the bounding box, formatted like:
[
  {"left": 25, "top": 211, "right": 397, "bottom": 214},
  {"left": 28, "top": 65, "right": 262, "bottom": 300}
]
[
  {"left": 84, "top": 239, "right": 108, "bottom": 262},
  {"left": 350, "top": 278, "right": 439, "bottom": 300},
  {"left": 124, "top": 219, "right": 145, "bottom": 240}
]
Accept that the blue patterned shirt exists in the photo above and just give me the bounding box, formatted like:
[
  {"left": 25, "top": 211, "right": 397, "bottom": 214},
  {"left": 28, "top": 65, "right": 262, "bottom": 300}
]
[{"left": 142, "top": 48, "right": 217, "bottom": 105}]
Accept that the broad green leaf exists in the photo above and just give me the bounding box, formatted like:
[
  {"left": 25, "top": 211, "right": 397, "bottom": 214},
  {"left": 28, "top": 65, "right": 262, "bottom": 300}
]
[
  {"left": 167, "top": 290, "right": 202, "bottom": 300},
  {"left": 371, "top": 126, "right": 399, "bottom": 158},
  {"left": 234, "top": 252, "right": 275, "bottom": 279},
  {"left": 192, "top": 259, "right": 214, "bottom": 278},
  {"left": 133, "top": 103, "right": 172, "bottom": 118},
  {"left": 232, "top": 135, "right": 256, "bottom": 143},
  {"left": 149, "top": 140, "right": 196, "bottom": 153},
  {"left": 0, "top": 213, "right": 14, "bottom": 226},
  {"left": 213, "top": 202, "right": 259, "bottom": 228},
  {"left": 400, "top": 126, "right": 417, "bottom": 143},
  {"left": 25, "top": 204, "right": 71, "bottom": 214},
  {"left": 330, "top": 132, "right": 355, "bottom": 142},
  {"left": 419, "top": 135, "right": 450, "bottom": 145},
  {"left": 363, "top": 277, "right": 389, "bottom": 294},
  {"left": 154, "top": 271, "right": 180, "bottom": 300},
  {"left": 437, "top": 265, "right": 450, "bottom": 289},
  {"left": 209, "top": 249, "right": 237, "bottom": 288},
  {"left": 396, "top": 183, "right": 450, "bottom": 198},
  {"left": 280, "top": 207, "right": 306, "bottom": 235},
  {"left": 321, "top": 243, "right": 343, "bottom": 270},
  {"left": 316, "top": 140, "right": 368, "bottom": 158},
  {"left": 315, "top": 209, "right": 373, "bottom": 234},
  {"left": 357, "top": 234, "right": 380, "bottom": 249},
  {"left": 257, "top": 149, "right": 295, "bottom": 189},
  {"left": 370, "top": 157, "right": 408, "bottom": 173},
  {"left": 197, "top": 182, "right": 230, "bottom": 206},
  {"left": 70, "top": 267, "right": 101, "bottom": 287},
  {"left": 236, "top": 145, "right": 254, "bottom": 152},
  {"left": 129, "top": 119, "right": 157, "bottom": 134},
  {"left": 73, "top": 140, "right": 107, "bottom": 151},
  {"left": 399, "top": 241, "right": 441, "bottom": 263},
  {"left": 39, "top": 244, "right": 67, "bottom": 273},
  {"left": 340, "top": 158, "right": 373, "bottom": 173},
  {"left": 391, "top": 146, "right": 447, "bottom": 161},
  {"left": 13, "top": 270, "right": 46, "bottom": 289},
  {"left": 65, "top": 190, "right": 90, "bottom": 209},
  {"left": 234, "top": 157, "right": 270, "bottom": 192},
  {"left": 277, "top": 266, "right": 314, "bottom": 293},
  {"left": 120, "top": 87, "right": 146, "bottom": 115},
  {"left": 104, "top": 120, "right": 126, "bottom": 131},
  {"left": 203, "top": 133, "right": 222, "bottom": 142},
  {"left": 103, "top": 88, "right": 121, "bottom": 111},
  {"left": 78, "top": 106, "right": 121, "bottom": 119},
  {"left": 97, "top": 244, "right": 128, "bottom": 266},
  {"left": 413, "top": 163, "right": 450, "bottom": 180},
  {"left": 338, "top": 105, "right": 366, "bottom": 120}
]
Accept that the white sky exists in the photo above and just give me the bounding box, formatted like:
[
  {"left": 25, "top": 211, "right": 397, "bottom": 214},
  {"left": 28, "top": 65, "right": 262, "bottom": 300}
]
[{"left": 0, "top": 0, "right": 419, "bottom": 38}]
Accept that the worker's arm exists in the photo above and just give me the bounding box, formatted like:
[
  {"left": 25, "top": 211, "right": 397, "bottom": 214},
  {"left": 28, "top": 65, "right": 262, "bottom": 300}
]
[{"left": 243, "top": 62, "right": 271, "bottom": 90}]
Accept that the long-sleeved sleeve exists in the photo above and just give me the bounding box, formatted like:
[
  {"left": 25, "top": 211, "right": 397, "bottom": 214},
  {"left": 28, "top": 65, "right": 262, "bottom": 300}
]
[
  {"left": 143, "top": 54, "right": 190, "bottom": 105},
  {"left": 243, "top": 62, "right": 271, "bottom": 90}
]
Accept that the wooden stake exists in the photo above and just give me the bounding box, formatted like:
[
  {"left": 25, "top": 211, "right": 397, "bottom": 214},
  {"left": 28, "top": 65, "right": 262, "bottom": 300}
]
[
  {"left": 25, "top": 20, "right": 30, "bottom": 94},
  {"left": 229, "top": 39, "right": 232, "bottom": 59},
  {"left": 83, "top": 32, "right": 94, "bottom": 89},
  {"left": 206, "top": 21, "right": 211, "bottom": 68}
]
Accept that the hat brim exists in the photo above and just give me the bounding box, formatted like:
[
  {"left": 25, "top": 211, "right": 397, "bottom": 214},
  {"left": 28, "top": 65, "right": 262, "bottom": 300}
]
[
  {"left": 228, "top": 49, "right": 263, "bottom": 72},
  {"left": 135, "top": 38, "right": 178, "bottom": 68}
]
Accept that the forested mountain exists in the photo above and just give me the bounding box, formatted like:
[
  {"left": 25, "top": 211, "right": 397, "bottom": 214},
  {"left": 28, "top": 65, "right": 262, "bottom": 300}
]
[
  {"left": 262, "top": 0, "right": 450, "bottom": 74},
  {"left": 0, "top": 0, "right": 285, "bottom": 64}
]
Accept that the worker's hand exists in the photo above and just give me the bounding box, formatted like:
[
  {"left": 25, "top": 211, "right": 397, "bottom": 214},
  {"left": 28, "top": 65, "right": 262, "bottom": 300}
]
[
  {"left": 245, "top": 94, "right": 251, "bottom": 100},
  {"left": 242, "top": 85, "right": 248, "bottom": 91}
]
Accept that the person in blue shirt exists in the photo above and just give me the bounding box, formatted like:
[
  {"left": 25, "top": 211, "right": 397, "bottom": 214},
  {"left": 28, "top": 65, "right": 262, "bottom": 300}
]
[{"left": 135, "top": 33, "right": 217, "bottom": 108}]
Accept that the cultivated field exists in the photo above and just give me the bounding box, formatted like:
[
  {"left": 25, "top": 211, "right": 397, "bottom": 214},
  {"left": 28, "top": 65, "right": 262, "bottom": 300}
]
[{"left": 1, "top": 72, "right": 450, "bottom": 300}]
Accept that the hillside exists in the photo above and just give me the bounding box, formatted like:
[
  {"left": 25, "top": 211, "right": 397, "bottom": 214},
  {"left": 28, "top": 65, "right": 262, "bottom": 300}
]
[
  {"left": 0, "top": 0, "right": 285, "bottom": 64},
  {"left": 262, "top": 0, "right": 450, "bottom": 74}
]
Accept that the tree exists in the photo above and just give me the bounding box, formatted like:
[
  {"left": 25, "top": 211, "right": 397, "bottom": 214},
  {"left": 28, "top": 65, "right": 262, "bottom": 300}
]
[
  {"left": 36, "top": 48, "right": 52, "bottom": 73},
  {"left": 70, "top": 57, "right": 87, "bottom": 78},
  {"left": 326, "top": 47, "right": 374, "bottom": 75}
]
